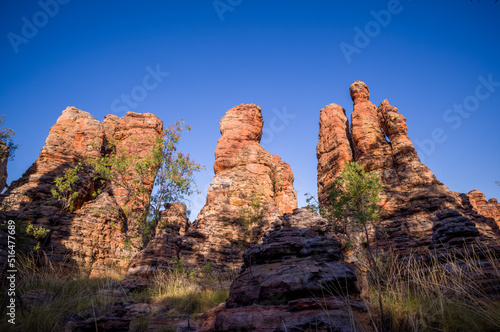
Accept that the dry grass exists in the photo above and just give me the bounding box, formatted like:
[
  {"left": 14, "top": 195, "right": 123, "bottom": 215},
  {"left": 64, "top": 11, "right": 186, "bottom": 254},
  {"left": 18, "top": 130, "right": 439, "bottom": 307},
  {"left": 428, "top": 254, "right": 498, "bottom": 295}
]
[
  {"left": 0, "top": 255, "right": 234, "bottom": 331},
  {"left": 146, "top": 268, "right": 233, "bottom": 318},
  {"left": 0, "top": 254, "right": 117, "bottom": 332},
  {"left": 368, "top": 246, "right": 500, "bottom": 332}
]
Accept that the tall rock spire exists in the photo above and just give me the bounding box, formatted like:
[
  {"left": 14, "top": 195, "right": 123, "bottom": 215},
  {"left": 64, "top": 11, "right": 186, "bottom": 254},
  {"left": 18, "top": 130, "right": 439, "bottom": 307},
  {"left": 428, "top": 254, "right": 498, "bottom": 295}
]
[
  {"left": 317, "top": 82, "right": 500, "bottom": 258},
  {"left": 180, "top": 104, "right": 297, "bottom": 268},
  {"left": 316, "top": 103, "right": 353, "bottom": 207}
]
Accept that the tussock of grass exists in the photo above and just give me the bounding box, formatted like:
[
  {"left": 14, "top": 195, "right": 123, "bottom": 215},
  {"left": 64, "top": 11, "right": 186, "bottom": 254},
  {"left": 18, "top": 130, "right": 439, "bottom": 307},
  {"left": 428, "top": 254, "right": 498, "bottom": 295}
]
[
  {"left": 368, "top": 247, "right": 500, "bottom": 332},
  {"left": 0, "top": 255, "right": 116, "bottom": 332},
  {"left": 0, "top": 254, "right": 234, "bottom": 331},
  {"left": 147, "top": 268, "right": 233, "bottom": 318}
]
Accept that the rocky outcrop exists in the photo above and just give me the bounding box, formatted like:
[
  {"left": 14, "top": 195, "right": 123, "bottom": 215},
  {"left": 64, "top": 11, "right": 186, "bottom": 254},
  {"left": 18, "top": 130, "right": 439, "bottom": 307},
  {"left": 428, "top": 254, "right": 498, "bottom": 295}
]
[
  {"left": 125, "top": 203, "right": 188, "bottom": 279},
  {"left": 465, "top": 190, "right": 500, "bottom": 229},
  {"left": 317, "top": 82, "right": 500, "bottom": 259},
  {"left": 0, "top": 140, "right": 8, "bottom": 192},
  {"left": 102, "top": 113, "right": 163, "bottom": 210},
  {"left": 350, "top": 81, "right": 393, "bottom": 175},
  {"left": 179, "top": 104, "right": 297, "bottom": 269},
  {"left": 431, "top": 209, "right": 480, "bottom": 248},
  {"left": 0, "top": 107, "right": 163, "bottom": 275},
  {"left": 316, "top": 104, "right": 353, "bottom": 207},
  {"left": 200, "top": 210, "right": 372, "bottom": 332}
]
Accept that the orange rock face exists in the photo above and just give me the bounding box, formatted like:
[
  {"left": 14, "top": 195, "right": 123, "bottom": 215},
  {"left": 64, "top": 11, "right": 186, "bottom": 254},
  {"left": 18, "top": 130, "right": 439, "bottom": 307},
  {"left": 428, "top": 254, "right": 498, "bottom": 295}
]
[
  {"left": 350, "top": 81, "right": 393, "bottom": 174},
  {"left": 102, "top": 112, "right": 163, "bottom": 210},
  {"left": 466, "top": 190, "right": 500, "bottom": 229},
  {"left": 316, "top": 103, "right": 353, "bottom": 206},
  {"left": 317, "top": 82, "right": 500, "bottom": 258},
  {"left": 180, "top": 104, "right": 297, "bottom": 268},
  {"left": 0, "top": 107, "right": 163, "bottom": 275}
]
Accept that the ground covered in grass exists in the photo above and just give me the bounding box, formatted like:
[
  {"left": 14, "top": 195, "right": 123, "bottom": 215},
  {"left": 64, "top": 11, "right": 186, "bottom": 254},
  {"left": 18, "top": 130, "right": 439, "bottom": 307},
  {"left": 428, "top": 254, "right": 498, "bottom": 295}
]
[
  {"left": 367, "top": 249, "right": 500, "bottom": 332},
  {"left": 0, "top": 256, "right": 234, "bottom": 332},
  {"left": 2, "top": 248, "right": 500, "bottom": 331}
]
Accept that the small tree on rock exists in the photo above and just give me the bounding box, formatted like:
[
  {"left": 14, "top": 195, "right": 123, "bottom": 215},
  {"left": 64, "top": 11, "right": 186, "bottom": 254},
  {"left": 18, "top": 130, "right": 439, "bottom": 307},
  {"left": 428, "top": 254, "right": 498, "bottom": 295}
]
[
  {"left": 326, "top": 161, "right": 386, "bottom": 330},
  {"left": 0, "top": 114, "right": 19, "bottom": 160},
  {"left": 52, "top": 121, "right": 203, "bottom": 242}
]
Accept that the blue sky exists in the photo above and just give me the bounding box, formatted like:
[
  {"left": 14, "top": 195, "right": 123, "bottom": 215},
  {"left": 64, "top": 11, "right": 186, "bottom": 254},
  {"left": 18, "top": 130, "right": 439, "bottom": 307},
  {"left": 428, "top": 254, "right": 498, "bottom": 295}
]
[{"left": 1, "top": 0, "right": 499, "bottom": 219}]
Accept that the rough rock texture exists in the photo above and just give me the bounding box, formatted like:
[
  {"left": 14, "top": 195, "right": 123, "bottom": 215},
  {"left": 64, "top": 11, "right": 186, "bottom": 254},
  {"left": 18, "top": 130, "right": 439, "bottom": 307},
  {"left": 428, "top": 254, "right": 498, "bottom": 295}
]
[
  {"left": 102, "top": 113, "right": 163, "bottom": 210},
  {"left": 64, "top": 301, "right": 195, "bottom": 332},
  {"left": 179, "top": 104, "right": 297, "bottom": 269},
  {"left": 350, "top": 81, "right": 393, "bottom": 175},
  {"left": 211, "top": 104, "right": 297, "bottom": 215},
  {"left": 317, "top": 82, "right": 500, "bottom": 259},
  {"left": 316, "top": 104, "right": 353, "bottom": 207},
  {"left": 0, "top": 107, "right": 163, "bottom": 275},
  {"left": 431, "top": 209, "right": 480, "bottom": 248},
  {"left": 125, "top": 203, "right": 188, "bottom": 279},
  {"left": 200, "top": 210, "right": 372, "bottom": 332},
  {"left": 466, "top": 190, "right": 500, "bottom": 229},
  {"left": 0, "top": 140, "right": 8, "bottom": 192}
]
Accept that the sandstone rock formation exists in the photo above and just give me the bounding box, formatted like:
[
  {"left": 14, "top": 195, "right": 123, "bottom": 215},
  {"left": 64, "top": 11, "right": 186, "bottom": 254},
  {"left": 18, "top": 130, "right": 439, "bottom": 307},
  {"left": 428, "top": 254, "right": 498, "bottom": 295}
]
[
  {"left": 0, "top": 107, "right": 163, "bottom": 275},
  {"left": 199, "top": 209, "right": 372, "bottom": 332},
  {"left": 317, "top": 81, "right": 500, "bottom": 258},
  {"left": 125, "top": 203, "right": 188, "bottom": 279},
  {"left": 102, "top": 112, "right": 163, "bottom": 210},
  {"left": 180, "top": 104, "right": 297, "bottom": 269},
  {"left": 466, "top": 190, "right": 500, "bottom": 229},
  {"left": 316, "top": 104, "right": 353, "bottom": 206}
]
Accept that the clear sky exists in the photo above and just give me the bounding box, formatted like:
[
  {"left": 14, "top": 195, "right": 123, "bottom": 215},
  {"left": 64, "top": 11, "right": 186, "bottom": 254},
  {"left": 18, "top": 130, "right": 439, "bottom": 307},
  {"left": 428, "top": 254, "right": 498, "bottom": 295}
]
[{"left": 1, "top": 0, "right": 499, "bottom": 220}]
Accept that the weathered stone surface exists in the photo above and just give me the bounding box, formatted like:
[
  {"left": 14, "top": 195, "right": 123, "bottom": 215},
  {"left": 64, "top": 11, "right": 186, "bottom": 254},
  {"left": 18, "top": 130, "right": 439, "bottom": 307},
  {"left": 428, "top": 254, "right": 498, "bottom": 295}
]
[
  {"left": 3, "top": 107, "right": 104, "bottom": 217},
  {"left": 102, "top": 112, "right": 163, "bottom": 210},
  {"left": 211, "top": 104, "right": 297, "bottom": 215},
  {"left": 0, "top": 140, "right": 8, "bottom": 192},
  {"left": 125, "top": 203, "right": 188, "bottom": 279},
  {"left": 466, "top": 190, "right": 500, "bottom": 230},
  {"left": 52, "top": 193, "right": 134, "bottom": 277},
  {"left": 377, "top": 99, "right": 441, "bottom": 192},
  {"left": 317, "top": 82, "right": 500, "bottom": 259},
  {"left": 202, "top": 212, "right": 372, "bottom": 332},
  {"left": 350, "top": 81, "right": 393, "bottom": 174},
  {"left": 180, "top": 104, "right": 297, "bottom": 269},
  {"left": 64, "top": 301, "right": 194, "bottom": 332},
  {"left": 0, "top": 107, "right": 162, "bottom": 276},
  {"left": 316, "top": 104, "right": 353, "bottom": 207},
  {"left": 431, "top": 209, "right": 480, "bottom": 248}
]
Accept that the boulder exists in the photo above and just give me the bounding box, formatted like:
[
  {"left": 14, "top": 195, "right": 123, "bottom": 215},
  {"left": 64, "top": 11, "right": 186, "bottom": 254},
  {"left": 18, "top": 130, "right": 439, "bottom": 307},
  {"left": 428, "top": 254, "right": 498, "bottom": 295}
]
[{"left": 200, "top": 210, "right": 372, "bottom": 331}]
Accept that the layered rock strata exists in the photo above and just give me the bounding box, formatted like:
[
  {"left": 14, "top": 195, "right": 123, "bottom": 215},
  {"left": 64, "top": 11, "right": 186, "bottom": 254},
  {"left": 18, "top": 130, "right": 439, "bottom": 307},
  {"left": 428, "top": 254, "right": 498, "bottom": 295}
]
[
  {"left": 316, "top": 104, "right": 353, "bottom": 206},
  {"left": 199, "top": 209, "right": 372, "bottom": 332},
  {"left": 0, "top": 107, "right": 163, "bottom": 275},
  {"left": 466, "top": 190, "right": 500, "bottom": 229},
  {"left": 317, "top": 81, "right": 500, "bottom": 258},
  {"left": 180, "top": 104, "right": 297, "bottom": 269}
]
